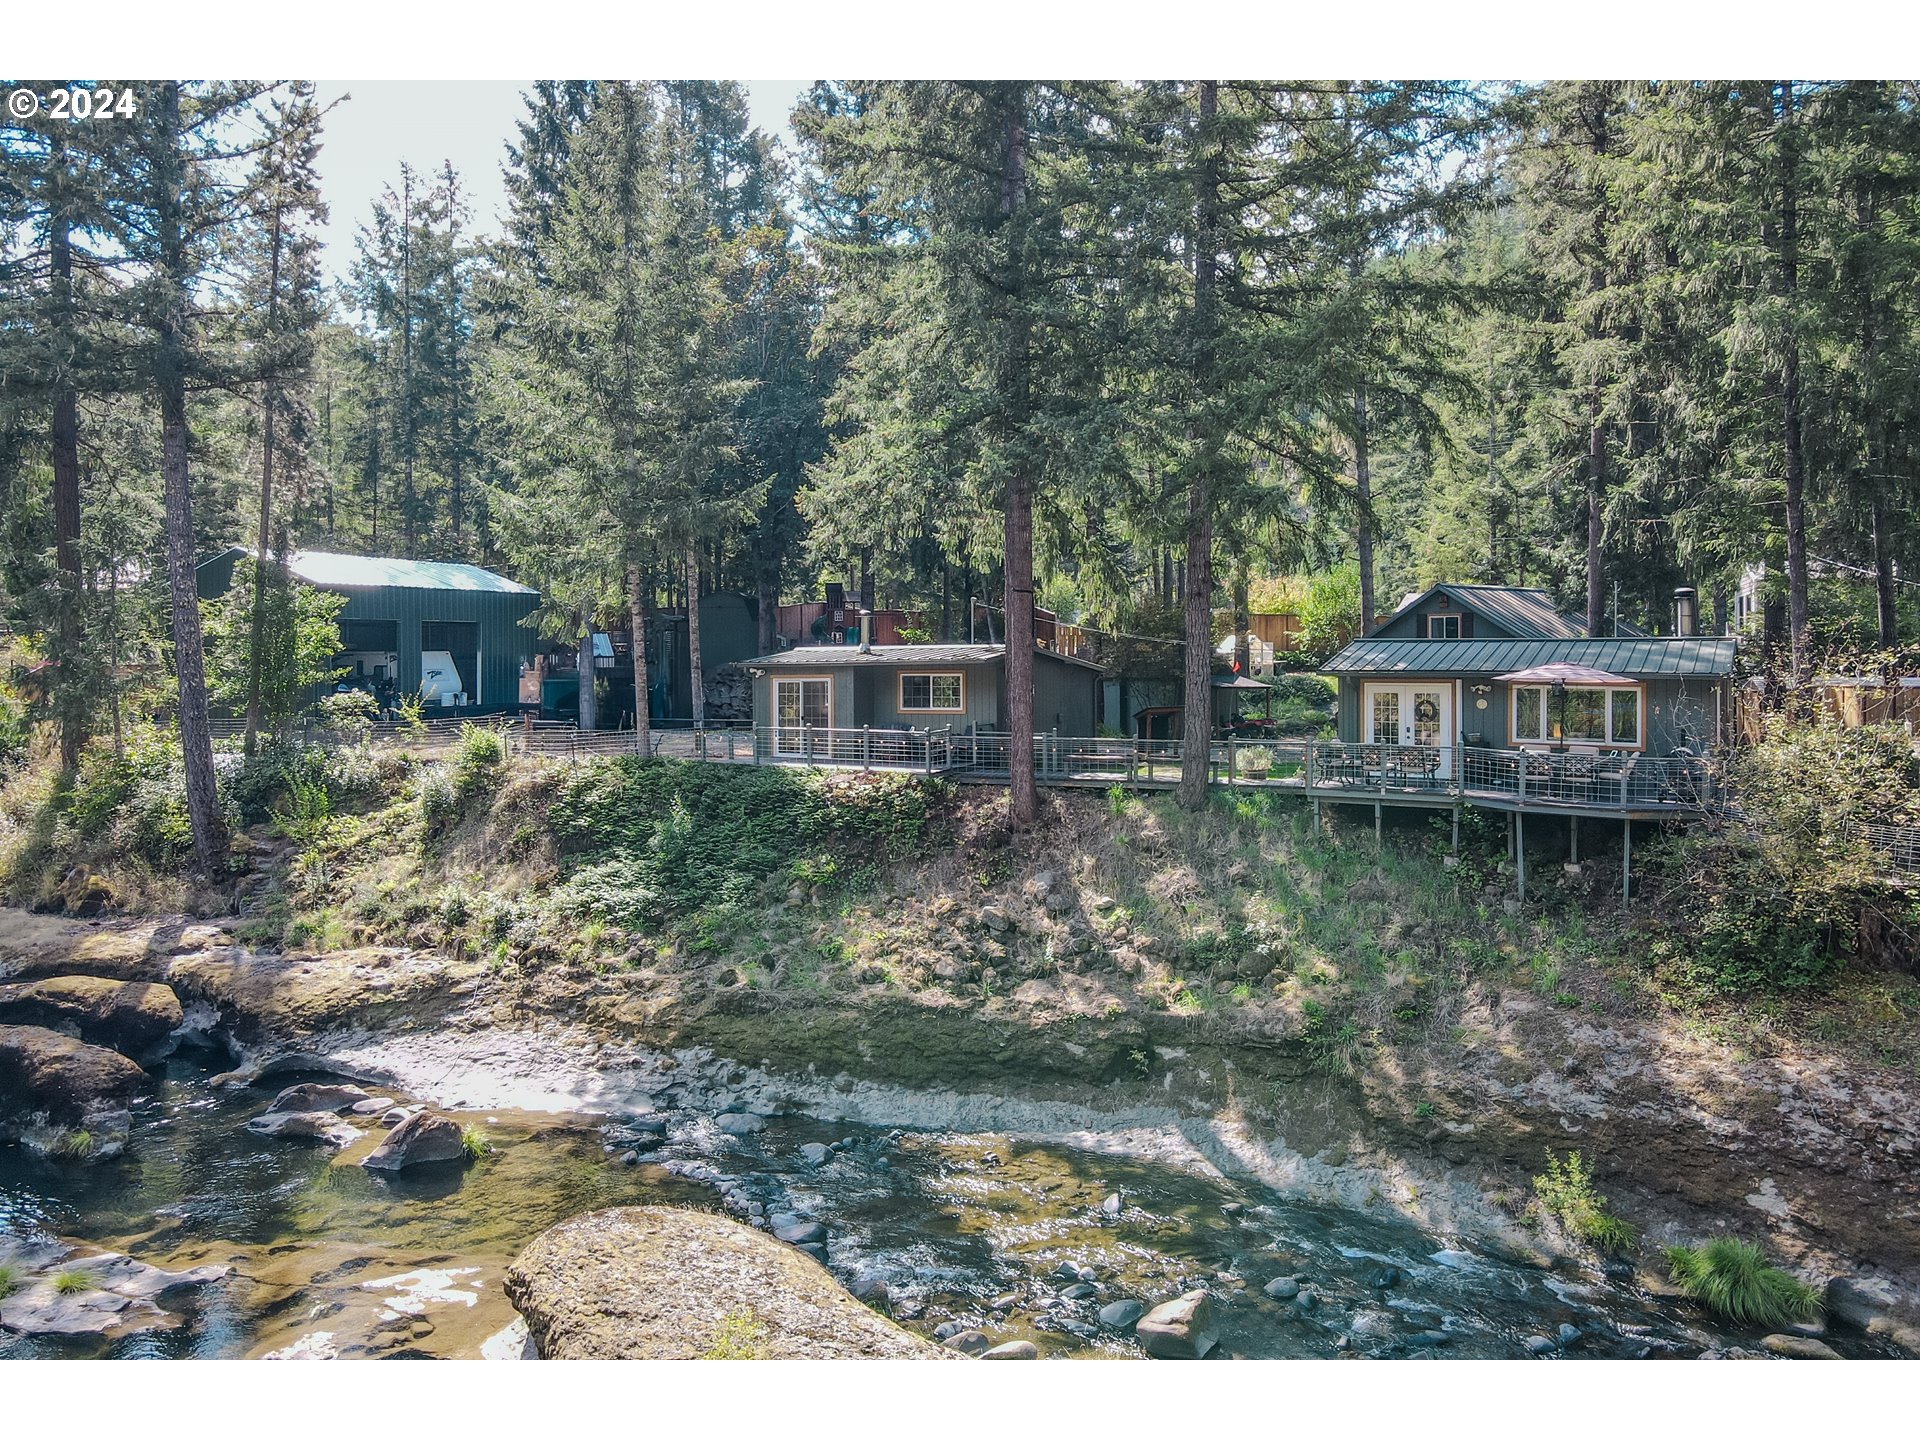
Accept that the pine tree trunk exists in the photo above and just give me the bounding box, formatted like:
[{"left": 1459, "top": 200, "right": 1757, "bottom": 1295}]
[
  {"left": 1872, "top": 488, "right": 1897, "bottom": 649},
  {"left": 686, "top": 543, "right": 706, "bottom": 727},
  {"left": 1178, "top": 81, "right": 1221, "bottom": 811},
  {"left": 1353, "top": 380, "right": 1375, "bottom": 626},
  {"left": 1586, "top": 397, "right": 1606, "bottom": 635},
  {"left": 999, "top": 91, "right": 1037, "bottom": 826},
  {"left": 629, "top": 567, "right": 651, "bottom": 751},
  {"left": 576, "top": 624, "right": 597, "bottom": 732},
  {"left": 49, "top": 173, "right": 85, "bottom": 772},
  {"left": 755, "top": 568, "right": 776, "bottom": 654},
  {"left": 151, "top": 89, "right": 223, "bottom": 867},
  {"left": 243, "top": 178, "right": 288, "bottom": 758},
  {"left": 1232, "top": 564, "right": 1250, "bottom": 678},
  {"left": 1777, "top": 82, "right": 1811, "bottom": 685}
]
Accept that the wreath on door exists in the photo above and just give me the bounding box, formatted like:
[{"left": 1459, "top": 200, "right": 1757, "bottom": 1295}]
[{"left": 1414, "top": 696, "right": 1439, "bottom": 724}]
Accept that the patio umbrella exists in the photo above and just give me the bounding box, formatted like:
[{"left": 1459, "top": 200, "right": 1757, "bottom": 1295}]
[{"left": 1493, "top": 661, "right": 1636, "bottom": 686}]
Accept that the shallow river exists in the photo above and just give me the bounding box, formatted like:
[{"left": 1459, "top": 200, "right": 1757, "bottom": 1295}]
[{"left": 0, "top": 1048, "right": 1859, "bottom": 1359}]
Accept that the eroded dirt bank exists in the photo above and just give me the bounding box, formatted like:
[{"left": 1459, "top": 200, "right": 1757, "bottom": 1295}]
[{"left": 5, "top": 906, "right": 1917, "bottom": 1325}]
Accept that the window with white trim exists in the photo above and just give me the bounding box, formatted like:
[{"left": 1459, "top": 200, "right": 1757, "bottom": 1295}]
[
  {"left": 1510, "top": 684, "right": 1642, "bottom": 745},
  {"left": 899, "top": 672, "right": 964, "bottom": 712},
  {"left": 1425, "top": 613, "right": 1461, "bottom": 639}
]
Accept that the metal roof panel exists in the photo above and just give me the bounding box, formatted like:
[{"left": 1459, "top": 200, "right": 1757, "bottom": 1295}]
[{"left": 1323, "top": 636, "right": 1736, "bottom": 677}]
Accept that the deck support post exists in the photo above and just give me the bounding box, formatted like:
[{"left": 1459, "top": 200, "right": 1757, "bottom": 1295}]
[
  {"left": 1313, "top": 797, "right": 1321, "bottom": 831},
  {"left": 1516, "top": 811, "right": 1526, "bottom": 901},
  {"left": 1452, "top": 806, "right": 1460, "bottom": 854},
  {"left": 1622, "top": 818, "right": 1632, "bottom": 902},
  {"left": 863, "top": 725, "right": 871, "bottom": 772},
  {"left": 1570, "top": 817, "right": 1579, "bottom": 864},
  {"left": 1374, "top": 800, "right": 1382, "bottom": 847},
  {"left": 1227, "top": 738, "right": 1236, "bottom": 787}
]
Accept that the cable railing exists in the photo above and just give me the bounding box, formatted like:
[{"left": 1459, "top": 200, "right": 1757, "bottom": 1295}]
[{"left": 239, "top": 709, "right": 1725, "bottom": 814}]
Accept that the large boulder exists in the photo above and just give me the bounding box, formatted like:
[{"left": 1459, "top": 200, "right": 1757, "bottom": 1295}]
[
  {"left": 360, "top": 1110, "right": 467, "bottom": 1171},
  {"left": 246, "top": 1110, "right": 360, "bottom": 1146},
  {"left": 0, "top": 976, "right": 182, "bottom": 1058},
  {"left": 265, "top": 1081, "right": 371, "bottom": 1115},
  {"left": 0, "top": 1024, "right": 146, "bottom": 1122},
  {"left": 1135, "top": 1290, "right": 1219, "bottom": 1359},
  {"left": 504, "top": 1206, "right": 953, "bottom": 1359},
  {"left": 0, "top": 1248, "right": 228, "bottom": 1338}
]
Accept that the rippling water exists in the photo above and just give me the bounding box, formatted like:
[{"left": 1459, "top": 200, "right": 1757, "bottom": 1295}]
[{"left": 0, "top": 1049, "right": 1866, "bottom": 1359}]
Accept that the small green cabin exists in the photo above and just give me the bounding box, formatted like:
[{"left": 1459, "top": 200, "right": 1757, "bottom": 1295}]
[
  {"left": 1324, "top": 584, "right": 1736, "bottom": 771},
  {"left": 745, "top": 642, "right": 1102, "bottom": 745}
]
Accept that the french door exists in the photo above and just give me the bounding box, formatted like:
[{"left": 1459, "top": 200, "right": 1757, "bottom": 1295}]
[
  {"left": 774, "top": 677, "right": 832, "bottom": 755},
  {"left": 1361, "top": 682, "right": 1454, "bottom": 779}
]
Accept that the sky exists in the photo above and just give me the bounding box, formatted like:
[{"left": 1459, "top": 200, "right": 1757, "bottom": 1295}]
[{"left": 312, "top": 80, "right": 807, "bottom": 289}]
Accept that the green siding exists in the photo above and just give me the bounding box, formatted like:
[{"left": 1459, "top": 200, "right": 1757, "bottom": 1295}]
[
  {"left": 1338, "top": 673, "right": 1724, "bottom": 754},
  {"left": 331, "top": 584, "right": 537, "bottom": 709}
]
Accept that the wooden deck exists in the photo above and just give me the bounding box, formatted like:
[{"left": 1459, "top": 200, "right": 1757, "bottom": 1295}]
[{"left": 511, "top": 723, "right": 1720, "bottom": 821}]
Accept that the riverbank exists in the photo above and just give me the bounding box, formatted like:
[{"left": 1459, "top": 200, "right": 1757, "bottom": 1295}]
[{"left": 5, "top": 749, "right": 1919, "bottom": 1352}]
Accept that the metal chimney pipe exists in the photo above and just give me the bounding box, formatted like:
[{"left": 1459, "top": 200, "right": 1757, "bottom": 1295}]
[
  {"left": 858, "top": 608, "right": 872, "bottom": 652},
  {"left": 1673, "top": 587, "right": 1698, "bottom": 637}
]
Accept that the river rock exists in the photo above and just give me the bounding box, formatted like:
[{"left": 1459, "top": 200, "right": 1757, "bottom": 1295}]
[
  {"left": 361, "top": 1110, "right": 467, "bottom": 1171},
  {"left": 942, "top": 1328, "right": 991, "bottom": 1354},
  {"left": 774, "top": 1218, "right": 828, "bottom": 1246},
  {"left": 0, "top": 1024, "right": 147, "bottom": 1122},
  {"left": 1263, "top": 1276, "right": 1299, "bottom": 1300},
  {"left": 1101, "top": 1192, "right": 1122, "bottom": 1216},
  {"left": 1061, "top": 1282, "right": 1097, "bottom": 1300},
  {"left": 266, "top": 1081, "right": 371, "bottom": 1114},
  {"left": 503, "top": 1206, "right": 952, "bottom": 1359},
  {"left": 0, "top": 976, "right": 183, "bottom": 1058},
  {"left": 0, "top": 1249, "right": 228, "bottom": 1338},
  {"left": 980, "top": 1339, "right": 1039, "bottom": 1359},
  {"left": 246, "top": 1109, "right": 360, "bottom": 1146},
  {"left": 1824, "top": 1276, "right": 1897, "bottom": 1330},
  {"left": 1099, "top": 1299, "right": 1145, "bottom": 1328},
  {"left": 1761, "top": 1333, "right": 1843, "bottom": 1360},
  {"left": 1136, "top": 1291, "right": 1217, "bottom": 1359},
  {"left": 1525, "top": 1335, "right": 1557, "bottom": 1355},
  {"left": 716, "top": 1111, "right": 767, "bottom": 1136},
  {"left": 798, "top": 1142, "right": 831, "bottom": 1167}
]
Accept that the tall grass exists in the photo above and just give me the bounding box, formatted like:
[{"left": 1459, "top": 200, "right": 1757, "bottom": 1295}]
[{"left": 1664, "top": 1239, "right": 1822, "bottom": 1329}]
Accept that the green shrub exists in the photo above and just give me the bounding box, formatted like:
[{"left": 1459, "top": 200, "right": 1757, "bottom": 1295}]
[
  {"left": 546, "top": 758, "right": 951, "bottom": 926},
  {"left": 459, "top": 1125, "right": 493, "bottom": 1161},
  {"left": 315, "top": 689, "right": 380, "bottom": 738},
  {"left": 1267, "top": 673, "right": 1336, "bottom": 708},
  {"left": 1533, "top": 1149, "right": 1637, "bottom": 1256},
  {"left": 1664, "top": 1239, "right": 1821, "bottom": 1329},
  {"left": 1649, "top": 715, "right": 1916, "bottom": 993},
  {"left": 451, "top": 724, "right": 506, "bottom": 799},
  {"left": 52, "top": 1268, "right": 96, "bottom": 1295}
]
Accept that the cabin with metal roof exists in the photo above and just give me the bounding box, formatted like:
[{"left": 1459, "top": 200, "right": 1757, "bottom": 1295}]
[
  {"left": 1322, "top": 583, "right": 1736, "bottom": 779},
  {"left": 744, "top": 639, "right": 1102, "bottom": 747},
  {"left": 1328, "top": 583, "right": 1735, "bottom": 771},
  {"left": 197, "top": 547, "right": 538, "bottom": 715}
]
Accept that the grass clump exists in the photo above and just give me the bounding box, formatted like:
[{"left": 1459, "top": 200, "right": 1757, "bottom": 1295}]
[
  {"left": 53, "top": 1128, "right": 95, "bottom": 1159},
  {"left": 0, "top": 1262, "right": 20, "bottom": 1299},
  {"left": 459, "top": 1125, "right": 494, "bottom": 1161},
  {"left": 52, "top": 1268, "right": 97, "bottom": 1295},
  {"left": 701, "top": 1306, "right": 771, "bottom": 1359},
  {"left": 1532, "top": 1149, "right": 1638, "bottom": 1256},
  {"left": 1664, "top": 1238, "right": 1822, "bottom": 1329}
]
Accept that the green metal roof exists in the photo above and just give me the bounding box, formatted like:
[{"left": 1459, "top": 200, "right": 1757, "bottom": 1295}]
[
  {"left": 1376, "top": 583, "right": 1651, "bottom": 640},
  {"left": 1324, "top": 636, "right": 1736, "bottom": 677},
  {"left": 289, "top": 551, "right": 535, "bottom": 595}
]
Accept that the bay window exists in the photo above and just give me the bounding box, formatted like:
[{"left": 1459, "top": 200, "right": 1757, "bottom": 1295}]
[{"left": 1509, "top": 684, "right": 1642, "bottom": 746}]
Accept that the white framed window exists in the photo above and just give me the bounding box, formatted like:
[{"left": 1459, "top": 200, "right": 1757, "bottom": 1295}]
[
  {"left": 1510, "top": 684, "right": 1643, "bottom": 747},
  {"left": 899, "top": 671, "right": 964, "bottom": 713},
  {"left": 1425, "top": 613, "right": 1461, "bottom": 639}
]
